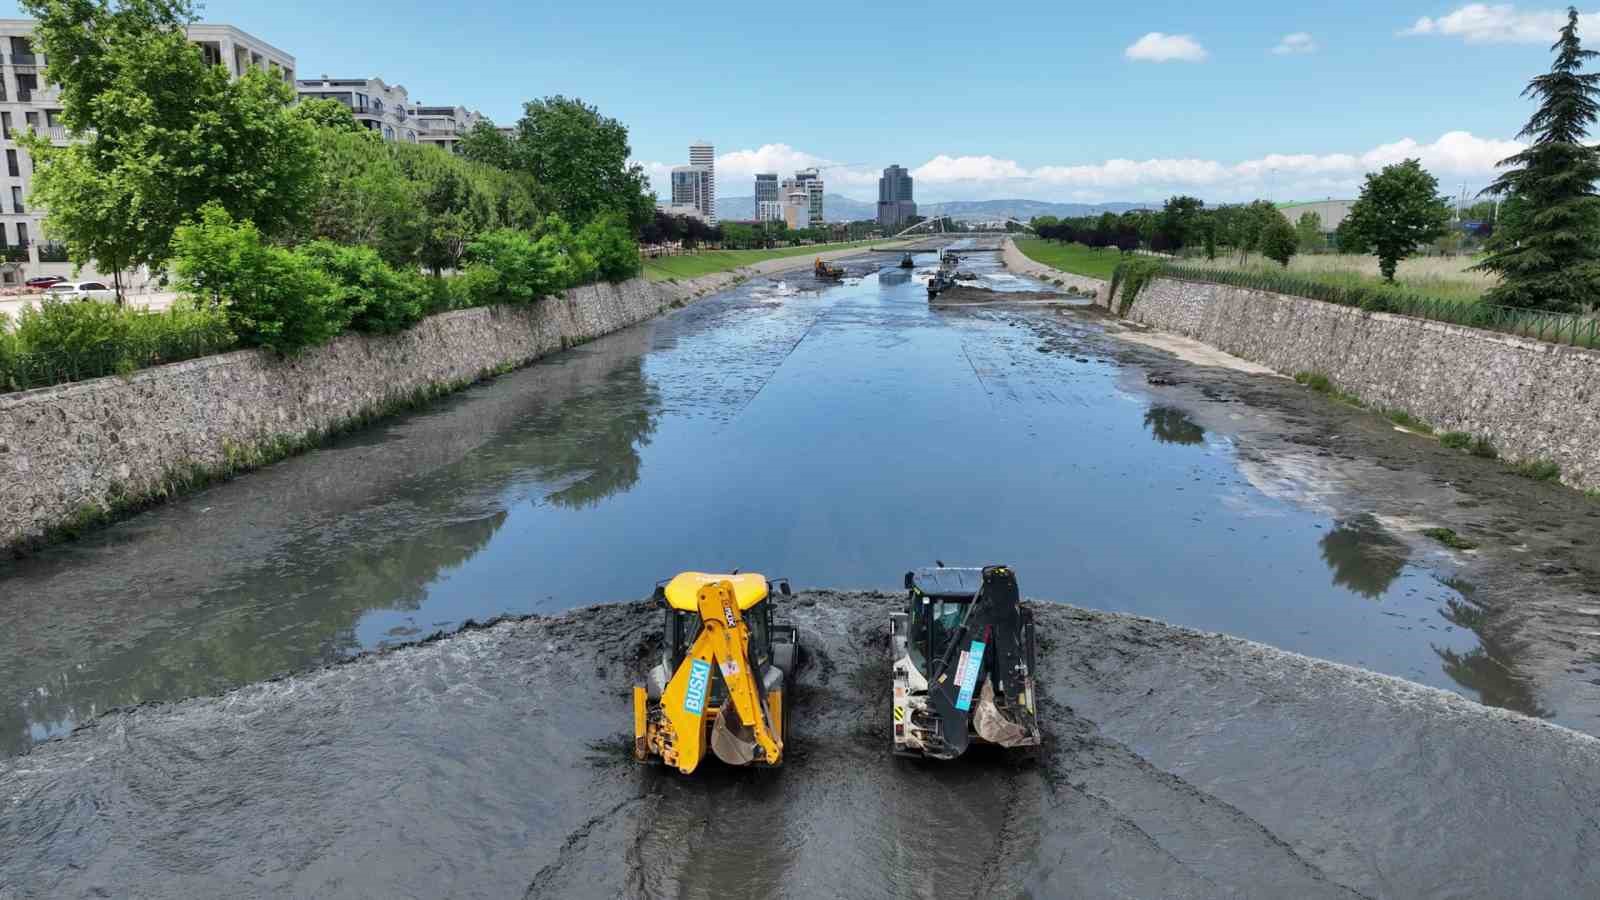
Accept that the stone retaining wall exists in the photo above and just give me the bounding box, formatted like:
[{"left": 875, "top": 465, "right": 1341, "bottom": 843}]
[
  {"left": 1127, "top": 277, "right": 1600, "bottom": 491},
  {"left": 0, "top": 263, "right": 766, "bottom": 553}
]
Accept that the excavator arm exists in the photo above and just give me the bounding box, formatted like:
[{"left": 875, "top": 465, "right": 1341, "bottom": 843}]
[{"left": 642, "top": 580, "right": 783, "bottom": 774}]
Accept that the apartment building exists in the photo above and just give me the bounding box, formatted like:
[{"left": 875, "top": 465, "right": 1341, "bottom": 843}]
[
  {"left": 407, "top": 104, "right": 484, "bottom": 153},
  {"left": 670, "top": 165, "right": 711, "bottom": 221},
  {"left": 877, "top": 164, "right": 916, "bottom": 228},
  {"left": 779, "top": 169, "right": 824, "bottom": 226},
  {"left": 0, "top": 20, "right": 294, "bottom": 282},
  {"left": 688, "top": 140, "right": 715, "bottom": 223},
  {"left": 754, "top": 173, "right": 780, "bottom": 222},
  {"left": 296, "top": 76, "right": 416, "bottom": 143}
]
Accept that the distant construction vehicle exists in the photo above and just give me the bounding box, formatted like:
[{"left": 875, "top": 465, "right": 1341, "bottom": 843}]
[
  {"left": 634, "top": 572, "right": 800, "bottom": 774},
  {"left": 814, "top": 258, "right": 845, "bottom": 281},
  {"left": 890, "top": 565, "right": 1042, "bottom": 759}
]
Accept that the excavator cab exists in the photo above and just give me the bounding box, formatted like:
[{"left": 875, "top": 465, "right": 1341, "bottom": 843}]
[
  {"left": 634, "top": 572, "right": 800, "bottom": 774},
  {"left": 890, "top": 565, "right": 1041, "bottom": 760}
]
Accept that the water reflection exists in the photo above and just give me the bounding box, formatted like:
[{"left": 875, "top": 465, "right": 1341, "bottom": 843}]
[
  {"left": 1318, "top": 515, "right": 1409, "bottom": 599},
  {"left": 1144, "top": 406, "right": 1206, "bottom": 446},
  {"left": 1, "top": 351, "right": 660, "bottom": 756},
  {"left": 1434, "top": 580, "right": 1549, "bottom": 718}
]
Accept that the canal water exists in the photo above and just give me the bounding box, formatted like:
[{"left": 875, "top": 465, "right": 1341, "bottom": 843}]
[{"left": 0, "top": 244, "right": 1483, "bottom": 756}]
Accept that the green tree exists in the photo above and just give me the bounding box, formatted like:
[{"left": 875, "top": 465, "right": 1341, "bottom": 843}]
[
  {"left": 1158, "top": 195, "right": 1205, "bottom": 249},
  {"left": 1339, "top": 160, "right": 1451, "bottom": 281},
  {"left": 1475, "top": 6, "right": 1600, "bottom": 312},
  {"left": 291, "top": 98, "right": 363, "bottom": 133},
  {"left": 22, "top": 0, "right": 317, "bottom": 297},
  {"left": 302, "top": 128, "right": 422, "bottom": 267},
  {"left": 1294, "top": 211, "right": 1325, "bottom": 252},
  {"left": 1261, "top": 213, "right": 1300, "bottom": 267},
  {"left": 509, "top": 96, "right": 653, "bottom": 228},
  {"left": 457, "top": 119, "right": 517, "bottom": 170}
]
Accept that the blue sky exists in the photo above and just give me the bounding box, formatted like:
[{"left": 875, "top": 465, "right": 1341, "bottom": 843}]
[{"left": 1, "top": 1, "right": 1589, "bottom": 203}]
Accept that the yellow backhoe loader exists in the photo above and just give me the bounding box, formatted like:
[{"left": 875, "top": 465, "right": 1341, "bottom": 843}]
[{"left": 634, "top": 572, "right": 800, "bottom": 774}]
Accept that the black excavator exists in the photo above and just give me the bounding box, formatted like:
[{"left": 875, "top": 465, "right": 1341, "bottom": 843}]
[{"left": 889, "top": 565, "right": 1042, "bottom": 759}]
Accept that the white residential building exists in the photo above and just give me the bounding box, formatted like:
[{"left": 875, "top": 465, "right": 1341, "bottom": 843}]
[
  {"left": 782, "top": 190, "right": 810, "bottom": 230},
  {"left": 407, "top": 104, "right": 485, "bottom": 154},
  {"left": 794, "top": 167, "right": 824, "bottom": 224},
  {"left": 296, "top": 76, "right": 417, "bottom": 143},
  {"left": 0, "top": 20, "right": 294, "bottom": 283},
  {"left": 671, "top": 165, "right": 711, "bottom": 215},
  {"left": 756, "top": 200, "right": 784, "bottom": 223},
  {"left": 688, "top": 140, "right": 715, "bottom": 223}
]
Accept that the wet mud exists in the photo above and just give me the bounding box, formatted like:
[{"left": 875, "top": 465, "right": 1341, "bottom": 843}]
[{"left": 3, "top": 592, "right": 1594, "bottom": 899}]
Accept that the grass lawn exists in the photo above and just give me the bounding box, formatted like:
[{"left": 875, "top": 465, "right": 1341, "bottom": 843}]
[
  {"left": 641, "top": 240, "right": 900, "bottom": 282},
  {"left": 1177, "top": 251, "right": 1490, "bottom": 305},
  {"left": 1013, "top": 238, "right": 1125, "bottom": 281}
]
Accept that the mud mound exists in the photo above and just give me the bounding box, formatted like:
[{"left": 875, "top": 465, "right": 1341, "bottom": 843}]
[{"left": 2, "top": 593, "right": 1596, "bottom": 898}]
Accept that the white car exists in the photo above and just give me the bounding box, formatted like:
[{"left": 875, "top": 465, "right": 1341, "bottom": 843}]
[{"left": 43, "top": 280, "right": 117, "bottom": 302}]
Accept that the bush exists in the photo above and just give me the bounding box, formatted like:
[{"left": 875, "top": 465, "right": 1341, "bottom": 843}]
[
  {"left": 580, "top": 213, "right": 641, "bottom": 282},
  {"left": 1513, "top": 459, "right": 1561, "bottom": 481},
  {"left": 1294, "top": 372, "right": 1332, "bottom": 392},
  {"left": 0, "top": 312, "right": 15, "bottom": 390},
  {"left": 1422, "top": 527, "right": 1478, "bottom": 550},
  {"left": 453, "top": 262, "right": 508, "bottom": 307},
  {"left": 534, "top": 214, "right": 596, "bottom": 288},
  {"left": 1470, "top": 436, "right": 1500, "bottom": 459},
  {"left": 297, "top": 240, "right": 426, "bottom": 334},
  {"left": 1440, "top": 431, "right": 1473, "bottom": 449},
  {"left": 15, "top": 298, "right": 134, "bottom": 368},
  {"left": 172, "top": 203, "right": 340, "bottom": 354},
  {"left": 0, "top": 299, "right": 234, "bottom": 392},
  {"left": 463, "top": 228, "right": 564, "bottom": 304}
]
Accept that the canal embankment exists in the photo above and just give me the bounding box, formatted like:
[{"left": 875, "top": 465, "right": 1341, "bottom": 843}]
[
  {"left": 2, "top": 592, "right": 1595, "bottom": 898},
  {"left": 1002, "top": 237, "right": 1111, "bottom": 306},
  {"left": 0, "top": 248, "right": 875, "bottom": 555},
  {"left": 1002, "top": 238, "right": 1600, "bottom": 491}
]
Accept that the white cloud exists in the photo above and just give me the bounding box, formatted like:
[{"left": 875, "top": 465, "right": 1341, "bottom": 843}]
[
  {"left": 1272, "top": 32, "right": 1318, "bottom": 54},
  {"left": 643, "top": 132, "right": 1521, "bottom": 206},
  {"left": 904, "top": 131, "right": 1521, "bottom": 202},
  {"left": 1401, "top": 4, "right": 1597, "bottom": 44},
  {"left": 638, "top": 142, "right": 880, "bottom": 198},
  {"left": 1124, "top": 32, "right": 1208, "bottom": 62}
]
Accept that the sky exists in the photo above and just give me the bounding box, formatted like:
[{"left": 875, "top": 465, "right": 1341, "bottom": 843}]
[{"left": 0, "top": 1, "right": 1590, "bottom": 205}]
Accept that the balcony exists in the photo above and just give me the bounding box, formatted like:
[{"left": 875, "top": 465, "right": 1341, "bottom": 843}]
[
  {"left": 37, "top": 242, "right": 67, "bottom": 262},
  {"left": 3, "top": 243, "right": 30, "bottom": 263}
]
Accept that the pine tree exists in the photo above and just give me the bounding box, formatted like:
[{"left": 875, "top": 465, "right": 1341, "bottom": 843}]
[{"left": 1476, "top": 7, "right": 1600, "bottom": 312}]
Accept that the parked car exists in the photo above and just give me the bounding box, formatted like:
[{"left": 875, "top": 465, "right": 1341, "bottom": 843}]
[
  {"left": 43, "top": 280, "right": 116, "bottom": 302},
  {"left": 25, "top": 275, "right": 65, "bottom": 290}
]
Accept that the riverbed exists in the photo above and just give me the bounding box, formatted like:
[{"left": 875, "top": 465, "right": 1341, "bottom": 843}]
[{"left": 3, "top": 241, "right": 1598, "bottom": 758}]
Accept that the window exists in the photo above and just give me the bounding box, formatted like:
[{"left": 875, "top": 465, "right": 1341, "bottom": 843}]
[
  {"left": 22, "top": 111, "right": 38, "bottom": 132},
  {"left": 45, "top": 109, "right": 60, "bottom": 128},
  {"left": 7, "top": 150, "right": 18, "bottom": 178},
  {"left": 81, "top": 282, "right": 105, "bottom": 291},
  {"left": 12, "top": 186, "right": 24, "bottom": 214},
  {"left": 1, "top": 112, "right": 11, "bottom": 141},
  {"left": 16, "top": 74, "right": 37, "bottom": 102},
  {"left": 16, "top": 222, "right": 28, "bottom": 245},
  {"left": 197, "top": 42, "right": 222, "bottom": 68}
]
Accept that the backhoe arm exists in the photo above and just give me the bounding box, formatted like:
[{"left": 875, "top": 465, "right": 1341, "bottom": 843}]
[{"left": 651, "top": 580, "right": 783, "bottom": 774}]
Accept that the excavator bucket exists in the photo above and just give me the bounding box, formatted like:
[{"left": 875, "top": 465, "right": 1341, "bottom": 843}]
[
  {"left": 635, "top": 573, "right": 798, "bottom": 774},
  {"left": 890, "top": 565, "right": 1042, "bottom": 760}
]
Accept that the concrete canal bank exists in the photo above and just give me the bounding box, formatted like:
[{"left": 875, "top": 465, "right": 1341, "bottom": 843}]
[
  {"left": 2, "top": 593, "right": 1595, "bottom": 899},
  {"left": 0, "top": 246, "right": 877, "bottom": 555}
]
